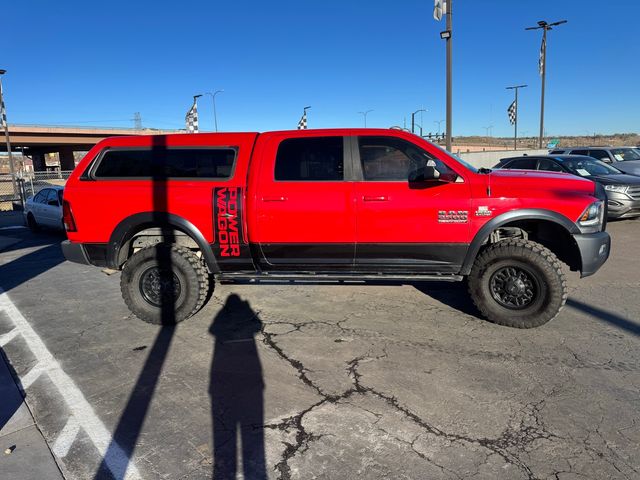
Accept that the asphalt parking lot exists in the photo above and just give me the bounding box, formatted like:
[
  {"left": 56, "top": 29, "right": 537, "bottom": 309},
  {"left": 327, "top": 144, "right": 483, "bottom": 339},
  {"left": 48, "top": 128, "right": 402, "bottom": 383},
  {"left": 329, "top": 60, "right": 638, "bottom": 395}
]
[{"left": 1, "top": 220, "right": 639, "bottom": 480}]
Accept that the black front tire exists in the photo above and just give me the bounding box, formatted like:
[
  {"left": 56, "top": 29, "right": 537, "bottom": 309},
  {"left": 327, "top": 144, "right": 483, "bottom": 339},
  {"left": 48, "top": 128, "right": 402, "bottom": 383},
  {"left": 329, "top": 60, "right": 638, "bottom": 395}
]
[
  {"left": 121, "top": 244, "right": 210, "bottom": 325},
  {"left": 468, "top": 239, "right": 567, "bottom": 328}
]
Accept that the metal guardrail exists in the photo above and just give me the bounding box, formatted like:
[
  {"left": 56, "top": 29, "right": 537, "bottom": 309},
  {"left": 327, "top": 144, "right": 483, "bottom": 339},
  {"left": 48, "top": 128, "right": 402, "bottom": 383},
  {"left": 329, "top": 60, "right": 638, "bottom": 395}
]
[{"left": 0, "top": 171, "right": 73, "bottom": 211}]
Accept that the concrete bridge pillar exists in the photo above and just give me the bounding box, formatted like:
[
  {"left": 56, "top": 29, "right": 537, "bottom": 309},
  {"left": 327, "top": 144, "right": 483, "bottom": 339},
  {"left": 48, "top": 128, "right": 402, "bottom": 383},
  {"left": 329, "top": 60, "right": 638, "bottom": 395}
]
[
  {"left": 31, "top": 153, "right": 46, "bottom": 172},
  {"left": 59, "top": 146, "right": 75, "bottom": 171}
]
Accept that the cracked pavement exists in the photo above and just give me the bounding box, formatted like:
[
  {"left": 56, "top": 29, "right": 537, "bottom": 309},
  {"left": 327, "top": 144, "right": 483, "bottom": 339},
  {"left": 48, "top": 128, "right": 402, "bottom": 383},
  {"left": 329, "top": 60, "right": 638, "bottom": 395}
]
[{"left": 1, "top": 220, "right": 639, "bottom": 479}]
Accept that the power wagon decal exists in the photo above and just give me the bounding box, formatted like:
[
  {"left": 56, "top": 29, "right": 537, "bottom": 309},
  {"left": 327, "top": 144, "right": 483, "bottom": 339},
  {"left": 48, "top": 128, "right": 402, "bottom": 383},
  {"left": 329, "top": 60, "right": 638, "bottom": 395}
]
[
  {"left": 212, "top": 187, "right": 252, "bottom": 270},
  {"left": 214, "top": 187, "right": 242, "bottom": 257}
]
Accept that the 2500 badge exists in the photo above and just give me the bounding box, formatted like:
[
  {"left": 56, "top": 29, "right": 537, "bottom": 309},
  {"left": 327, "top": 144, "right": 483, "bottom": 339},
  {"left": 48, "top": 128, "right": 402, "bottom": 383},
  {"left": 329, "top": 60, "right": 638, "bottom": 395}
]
[{"left": 438, "top": 210, "right": 468, "bottom": 223}]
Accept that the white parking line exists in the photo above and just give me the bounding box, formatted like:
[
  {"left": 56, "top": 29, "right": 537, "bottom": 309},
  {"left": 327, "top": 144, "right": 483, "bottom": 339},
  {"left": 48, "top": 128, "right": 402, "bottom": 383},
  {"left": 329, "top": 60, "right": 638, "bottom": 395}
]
[
  {"left": 0, "top": 328, "right": 18, "bottom": 346},
  {"left": 52, "top": 417, "right": 81, "bottom": 458},
  {"left": 0, "top": 289, "right": 142, "bottom": 480}
]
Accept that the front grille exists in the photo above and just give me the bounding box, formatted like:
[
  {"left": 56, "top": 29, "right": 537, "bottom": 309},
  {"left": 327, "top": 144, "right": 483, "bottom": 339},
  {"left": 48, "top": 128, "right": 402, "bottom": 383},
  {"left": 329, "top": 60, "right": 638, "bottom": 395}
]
[{"left": 627, "top": 186, "right": 640, "bottom": 200}]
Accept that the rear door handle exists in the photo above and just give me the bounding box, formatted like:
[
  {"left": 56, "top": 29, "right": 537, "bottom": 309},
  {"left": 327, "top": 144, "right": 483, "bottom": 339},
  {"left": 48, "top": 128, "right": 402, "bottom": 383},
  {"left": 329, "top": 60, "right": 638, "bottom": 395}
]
[
  {"left": 363, "top": 195, "right": 389, "bottom": 202},
  {"left": 262, "top": 196, "right": 287, "bottom": 202}
]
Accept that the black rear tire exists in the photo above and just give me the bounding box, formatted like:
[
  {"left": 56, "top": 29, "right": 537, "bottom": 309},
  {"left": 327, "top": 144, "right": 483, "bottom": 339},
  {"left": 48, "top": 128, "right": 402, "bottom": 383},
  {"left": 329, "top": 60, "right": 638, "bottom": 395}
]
[
  {"left": 27, "top": 213, "right": 39, "bottom": 232},
  {"left": 121, "top": 244, "right": 210, "bottom": 325},
  {"left": 468, "top": 239, "right": 567, "bottom": 328}
]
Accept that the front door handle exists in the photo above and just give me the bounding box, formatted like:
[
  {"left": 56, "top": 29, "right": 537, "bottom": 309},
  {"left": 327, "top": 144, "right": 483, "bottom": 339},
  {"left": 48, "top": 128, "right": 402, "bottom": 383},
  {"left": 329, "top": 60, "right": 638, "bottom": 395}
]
[
  {"left": 262, "top": 196, "right": 287, "bottom": 202},
  {"left": 363, "top": 195, "right": 389, "bottom": 202}
]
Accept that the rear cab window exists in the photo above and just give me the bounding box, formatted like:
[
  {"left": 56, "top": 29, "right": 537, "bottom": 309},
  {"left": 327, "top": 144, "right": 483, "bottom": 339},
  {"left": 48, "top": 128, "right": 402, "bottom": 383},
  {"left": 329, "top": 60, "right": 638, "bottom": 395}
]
[
  {"left": 274, "top": 137, "right": 344, "bottom": 181},
  {"left": 91, "top": 148, "right": 238, "bottom": 179}
]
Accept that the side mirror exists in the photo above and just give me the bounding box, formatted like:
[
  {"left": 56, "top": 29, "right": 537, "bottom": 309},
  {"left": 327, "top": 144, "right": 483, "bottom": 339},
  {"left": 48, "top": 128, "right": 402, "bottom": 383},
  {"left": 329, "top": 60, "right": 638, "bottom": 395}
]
[
  {"left": 409, "top": 165, "right": 440, "bottom": 182},
  {"left": 48, "top": 200, "right": 59, "bottom": 207}
]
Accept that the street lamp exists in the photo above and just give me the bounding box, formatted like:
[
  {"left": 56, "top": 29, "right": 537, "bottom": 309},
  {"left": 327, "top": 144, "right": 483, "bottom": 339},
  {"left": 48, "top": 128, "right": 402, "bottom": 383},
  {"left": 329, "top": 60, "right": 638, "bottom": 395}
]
[
  {"left": 526, "top": 19, "right": 567, "bottom": 148},
  {"left": 482, "top": 125, "right": 494, "bottom": 143},
  {"left": 206, "top": 90, "right": 224, "bottom": 132},
  {"left": 358, "top": 110, "right": 373, "bottom": 128},
  {"left": 0, "top": 69, "right": 17, "bottom": 196},
  {"left": 434, "top": 119, "right": 445, "bottom": 136},
  {"left": 411, "top": 109, "right": 426, "bottom": 134}
]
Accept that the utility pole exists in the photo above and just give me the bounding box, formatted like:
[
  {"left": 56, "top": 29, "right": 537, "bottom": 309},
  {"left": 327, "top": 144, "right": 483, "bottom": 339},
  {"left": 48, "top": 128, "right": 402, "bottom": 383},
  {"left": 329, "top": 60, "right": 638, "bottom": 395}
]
[
  {"left": 411, "top": 108, "right": 426, "bottom": 134},
  {"left": 526, "top": 20, "right": 567, "bottom": 148},
  {"left": 133, "top": 112, "right": 142, "bottom": 130},
  {"left": 358, "top": 110, "right": 373, "bottom": 128},
  {"left": 0, "top": 69, "right": 17, "bottom": 197},
  {"left": 506, "top": 84, "right": 527, "bottom": 150}
]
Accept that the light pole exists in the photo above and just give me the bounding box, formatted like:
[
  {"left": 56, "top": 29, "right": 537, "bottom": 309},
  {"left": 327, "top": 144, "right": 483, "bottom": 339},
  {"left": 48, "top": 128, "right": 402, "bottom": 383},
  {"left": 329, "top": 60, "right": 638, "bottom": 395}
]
[
  {"left": 0, "top": 69, "right": 17, "bottom": 196},
  {"left": 206, "top": 90, "right": 224, "bottom": 132},
  {"left": 482, "top": 125, "right": 493, "bottom": 144},
  {"left": 506, "top": 84, "right": 527, "bottom": 150},
  {"left": 358, "top": 110, "right": 373, "bottom": 128},
  {"left": 434, "top": 119, "right": 444, "bottom": 137},
  {"left": 526, "top": 20, "right": 567, "bottom": 148},
  {"left": 439, "top": 0, "right": 453, "bottom": 151},
  {"left": 411, "top": 109, "right": 426, "bottom": 134}
]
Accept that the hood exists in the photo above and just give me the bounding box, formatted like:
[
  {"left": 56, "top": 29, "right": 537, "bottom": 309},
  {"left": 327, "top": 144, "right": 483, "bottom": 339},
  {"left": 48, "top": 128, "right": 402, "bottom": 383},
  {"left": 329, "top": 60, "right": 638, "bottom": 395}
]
[
  {"left": 613, "top": 160, "right": 640, "bottom": 175},
  {"left": 487, "top": 169, "right": 596, "bottom": 196},
  {"left": 589, "top": 173, "right": 640, "bottom": 186}
]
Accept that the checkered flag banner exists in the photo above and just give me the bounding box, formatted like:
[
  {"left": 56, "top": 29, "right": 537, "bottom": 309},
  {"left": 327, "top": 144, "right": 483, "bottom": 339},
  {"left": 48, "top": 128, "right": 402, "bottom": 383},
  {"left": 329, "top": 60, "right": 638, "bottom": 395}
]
[
  {"left": 0, "top": 81, "right": 7, "bottom": 129},
  {"left": 507, "top": 99, "right": 517, "bottom": 126},
  {"left": 185, "top": 100, "right": 199, "bottom": 133},
  {"left": 297, "top": 109, "right": 307, "bottom": 130},
  {"left": 538, "top": 35, "right": 546, "bottom": 76}
]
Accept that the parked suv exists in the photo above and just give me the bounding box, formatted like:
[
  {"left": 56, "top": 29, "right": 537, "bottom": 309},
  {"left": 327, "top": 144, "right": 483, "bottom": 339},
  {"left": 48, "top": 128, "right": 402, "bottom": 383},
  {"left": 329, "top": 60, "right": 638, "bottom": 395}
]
[
  {"left": 494, "top": 155, "right": 640, "bottom": 219},
  {"left": 550, "top": 147, "right": 640, "bottom": 175},
  {"left": 61, "top": 129, "right": 610, "bottom": 328}
]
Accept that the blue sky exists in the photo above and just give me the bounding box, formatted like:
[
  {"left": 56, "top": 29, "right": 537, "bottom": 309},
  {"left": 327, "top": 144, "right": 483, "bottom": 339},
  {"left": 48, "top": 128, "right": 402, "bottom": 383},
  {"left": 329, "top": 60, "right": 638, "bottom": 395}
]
[{"left": 3, "top": 0, "right": 639, "bottom": 137}]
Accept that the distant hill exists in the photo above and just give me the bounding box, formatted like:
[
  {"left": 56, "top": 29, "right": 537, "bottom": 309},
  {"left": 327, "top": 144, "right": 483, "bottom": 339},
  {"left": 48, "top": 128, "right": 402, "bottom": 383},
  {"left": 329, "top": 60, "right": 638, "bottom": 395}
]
[{"left": 454, "top": 133, "right": 640, "bottom": 149}]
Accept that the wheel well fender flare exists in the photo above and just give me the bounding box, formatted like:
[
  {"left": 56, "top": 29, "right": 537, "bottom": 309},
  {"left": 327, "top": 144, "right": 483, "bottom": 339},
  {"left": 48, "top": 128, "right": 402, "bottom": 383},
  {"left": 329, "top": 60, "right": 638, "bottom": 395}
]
[
  {"left": 460, "top": 209, "right": 579, "bottom": 275},
  {"left": 108, "top": 212, "right": 219, "bottom": 273}
]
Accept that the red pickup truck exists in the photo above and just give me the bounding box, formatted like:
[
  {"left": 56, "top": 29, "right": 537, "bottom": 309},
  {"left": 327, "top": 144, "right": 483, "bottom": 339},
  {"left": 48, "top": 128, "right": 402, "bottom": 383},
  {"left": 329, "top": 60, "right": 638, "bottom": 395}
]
[{"left": 61, "top": 129, "right": 610, "bottom": 328}]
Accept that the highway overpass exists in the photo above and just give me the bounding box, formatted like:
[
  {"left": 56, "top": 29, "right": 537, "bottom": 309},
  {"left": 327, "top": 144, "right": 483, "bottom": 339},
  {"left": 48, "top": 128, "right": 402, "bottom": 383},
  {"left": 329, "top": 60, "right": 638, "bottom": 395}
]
[{"left": 1, "top": 124, "right": 179, "bottom": 171}]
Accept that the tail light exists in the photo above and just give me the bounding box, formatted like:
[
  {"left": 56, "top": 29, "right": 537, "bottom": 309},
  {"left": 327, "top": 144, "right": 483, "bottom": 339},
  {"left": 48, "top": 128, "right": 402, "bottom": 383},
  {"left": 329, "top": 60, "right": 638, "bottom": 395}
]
[{"left": 63, "top": 200, "right": 77, "bottom": 232}]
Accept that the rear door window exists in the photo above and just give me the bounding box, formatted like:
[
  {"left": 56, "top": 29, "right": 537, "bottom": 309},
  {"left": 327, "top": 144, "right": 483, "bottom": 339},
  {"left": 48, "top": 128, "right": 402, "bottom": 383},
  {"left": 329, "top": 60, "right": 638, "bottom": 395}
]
[
  {"left": 504, "top": 158, "right": 537, "bottom": 170},
  {"left": 537, "top": 159, "right": 564, "bottom": 172},
  {"left": 274, "top": 137, "right": 344, "bottom": 181},
  {"left": 570, "top": 150, "right": 590, "bottom": 156},
  {"left": 93, "top": 148, "right": 237, "bottom": 179},
  {"left": 46, "top": 189, "right": 60, "bottom": 206},
  {"left": 588, "top": 150, "right": 611, "bottom": 162}
]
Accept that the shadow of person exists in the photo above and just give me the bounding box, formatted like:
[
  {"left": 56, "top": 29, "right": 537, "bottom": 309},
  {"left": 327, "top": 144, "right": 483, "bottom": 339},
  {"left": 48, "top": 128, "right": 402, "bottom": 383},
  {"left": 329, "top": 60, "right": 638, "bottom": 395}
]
[{"left": 210, "top": 294, "right": 266, "bottom": 479}]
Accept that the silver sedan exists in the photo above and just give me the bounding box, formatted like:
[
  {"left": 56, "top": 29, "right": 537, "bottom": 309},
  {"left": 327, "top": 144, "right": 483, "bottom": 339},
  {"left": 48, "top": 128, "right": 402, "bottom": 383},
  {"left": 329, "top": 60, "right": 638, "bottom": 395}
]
[{"left": 23, "top": 186, "right": 65, "bottom": 231}]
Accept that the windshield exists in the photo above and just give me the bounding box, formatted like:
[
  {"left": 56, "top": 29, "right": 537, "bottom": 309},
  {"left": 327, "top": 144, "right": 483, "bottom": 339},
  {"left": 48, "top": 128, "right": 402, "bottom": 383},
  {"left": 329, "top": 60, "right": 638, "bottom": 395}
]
[
  {"left": 559, "top": 157, "right": 623, "bottom": 177},
  {"left": 610, "top": 148, "right": 640, "bottom": 161}
]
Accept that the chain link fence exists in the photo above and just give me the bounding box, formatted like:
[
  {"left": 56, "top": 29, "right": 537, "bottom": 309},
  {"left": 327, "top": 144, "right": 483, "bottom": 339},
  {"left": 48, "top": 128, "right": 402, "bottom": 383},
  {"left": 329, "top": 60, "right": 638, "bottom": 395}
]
[{"left": 0, "top": 171, "right": 73, "bottom": 211}]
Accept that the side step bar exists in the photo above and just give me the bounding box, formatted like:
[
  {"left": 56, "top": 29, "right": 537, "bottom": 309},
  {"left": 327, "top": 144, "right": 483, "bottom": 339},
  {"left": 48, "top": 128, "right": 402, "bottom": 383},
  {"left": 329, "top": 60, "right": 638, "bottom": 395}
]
[{"left": 216, "top": 272, "right": 464, "bottom": 283}]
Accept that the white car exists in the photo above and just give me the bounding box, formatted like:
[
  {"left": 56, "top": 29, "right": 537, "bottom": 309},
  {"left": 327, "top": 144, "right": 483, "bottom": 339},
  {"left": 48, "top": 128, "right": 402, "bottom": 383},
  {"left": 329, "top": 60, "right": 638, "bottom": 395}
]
[{"left": 24, "top": 186, "right": 65, "bottom": 231}]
